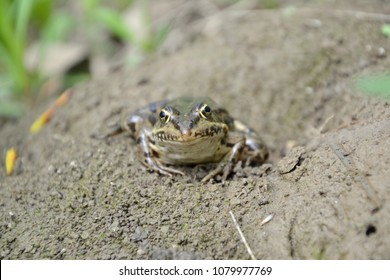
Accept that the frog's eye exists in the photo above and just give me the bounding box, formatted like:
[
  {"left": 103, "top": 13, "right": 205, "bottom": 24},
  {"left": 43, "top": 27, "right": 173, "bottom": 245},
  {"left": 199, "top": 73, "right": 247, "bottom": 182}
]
[
  {"left": 159, "top": 109, "right": 171, "bottom": 123},
  {"left": 199, "top": 104, "right": 212, "bottom": 119}
]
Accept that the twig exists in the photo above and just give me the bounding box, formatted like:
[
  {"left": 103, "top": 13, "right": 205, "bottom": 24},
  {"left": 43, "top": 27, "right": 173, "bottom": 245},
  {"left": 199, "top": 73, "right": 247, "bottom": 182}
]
[{"left": 229, "top": 210, "right": 256, "bottom": 260}]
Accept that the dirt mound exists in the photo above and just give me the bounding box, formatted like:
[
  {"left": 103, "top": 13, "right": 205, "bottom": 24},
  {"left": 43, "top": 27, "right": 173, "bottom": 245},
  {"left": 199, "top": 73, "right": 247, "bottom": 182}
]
[{"left": 1, "top": 1, "right": 389, "bottom": 259}]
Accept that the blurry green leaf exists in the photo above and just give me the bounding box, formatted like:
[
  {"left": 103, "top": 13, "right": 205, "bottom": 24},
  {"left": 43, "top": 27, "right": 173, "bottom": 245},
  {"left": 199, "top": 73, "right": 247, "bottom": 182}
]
[
  {"left": 0, "top": 99, "right": 25, "bottom": 117},
  {"left": 116, "top": 0, "right": 134, "bottom": 9},
  {"left": 63, "top": 73, "right": 90, "bottom": 89},
  {"left": 93, "top": 7, "right": 134, "bottom": 41},
  {"left": 83, "top": 0, "right": 101, "bottom": 11},
  {"left": 0, "top": 0, "right": 36, "bottom": 96},
  {"left": 141, "top": 25, "right": 170, "bottom": 53},
  {"left": 262, "top": 0, "right": 279, "bottom": 9},
  {"left": 282, "top": 6, "right": 297, "bottom": 16},
  {"left": 356, "top": 73, "right": 390, "bottom": 99},
  {"left": 153, "top": 25, "right": 170, "bottom": 50},
  {"left": 0, "top": 73, "right": 13, "bottom": 96},
  {"left": 42, "top": 11, "right": 74, "bottom": 42},
  {"left": 31, "top": 0, "right": 53, "bottom": 25},
  {"left": 0, "top": 0, "right": 169, "bottom": 117},
  {"left": 381, "top": 24, "right": 390, "bottom": 39},
  {"left": 15, "top": 0, "right": 33, "bottom": 43},
  {"left": 0, "top": 4, "right": 29, "bottom": 95}
]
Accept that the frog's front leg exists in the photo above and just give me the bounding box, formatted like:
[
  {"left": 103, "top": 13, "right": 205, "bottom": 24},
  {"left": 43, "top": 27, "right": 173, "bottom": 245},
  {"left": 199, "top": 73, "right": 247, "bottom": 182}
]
[
  {"left": 201, "top": 134, "right": 246, "bottom": 184},
  {"left": 94, "top": 108, "right": 184, "bottom": 177},
  {"left": 201, "top": 121, "right": 268, "bottom": 184},
  {"left": 137, "top": 130, "right": 185, "bottom": 176},
  {"left": 234, "top": 120, "right": 268, "bottom": 165}
]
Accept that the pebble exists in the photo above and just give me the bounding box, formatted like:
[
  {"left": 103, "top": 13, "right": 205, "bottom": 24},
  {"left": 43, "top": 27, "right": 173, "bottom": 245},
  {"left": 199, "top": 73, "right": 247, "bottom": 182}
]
[
  {"left": 377, "top": 47, "right": 386, "bottom": 58},
  {"left": 160, "top": 225, "right": 169, "bottom": 234}
]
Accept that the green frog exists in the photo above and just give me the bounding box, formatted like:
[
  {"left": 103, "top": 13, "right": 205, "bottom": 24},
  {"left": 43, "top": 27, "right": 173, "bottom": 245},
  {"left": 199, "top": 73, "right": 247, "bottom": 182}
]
[{"left": 99, "top": 97, "right": 268, "bottom": 183}]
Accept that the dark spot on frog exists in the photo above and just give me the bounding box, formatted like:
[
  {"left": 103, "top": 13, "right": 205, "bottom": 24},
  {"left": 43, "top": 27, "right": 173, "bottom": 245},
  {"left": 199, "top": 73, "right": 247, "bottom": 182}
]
[
  {"left": 129, "top": 122, "right": 136, "bottom": 133},
  {"left": 148, "top": 114, "right": 157, "bottom": 126},
  {"left": 144, "top": 152, "right": 152, "bottom": 158}
]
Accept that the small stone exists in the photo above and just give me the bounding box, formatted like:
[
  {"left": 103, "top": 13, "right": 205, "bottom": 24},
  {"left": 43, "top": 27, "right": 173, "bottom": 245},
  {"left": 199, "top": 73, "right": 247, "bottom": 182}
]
[
  {"left": 160, "top": 225, "right": 169, "bottom": 234},
  {"left": 194, "top": 192, "right": 202, "bottom": 200},
  {"left": 80, "top": 232, "right": 89, "bottom": 239},
  {"left": 305, "top": 86, "right": 314, "bottom": 95},
  {"left": 132, "top": 226, "right": 148, "bottom": 242},
  {"left": 377, "top": 47, "right": 386, "bottom": 58},
  {"left": 230, "top": 197, "right": 241, "bottom": 206},
  {"left": 137, "top": 247, "right": 146, "bottom": 256},
  {"left": 110, "top": 219, "right": 119, "bottom": 231},
  {"left": 307, "top": 19, "right": 322, "bottom": 28},
  {"left": 48, "top": 165, "right": 56, "bottom": 173}
]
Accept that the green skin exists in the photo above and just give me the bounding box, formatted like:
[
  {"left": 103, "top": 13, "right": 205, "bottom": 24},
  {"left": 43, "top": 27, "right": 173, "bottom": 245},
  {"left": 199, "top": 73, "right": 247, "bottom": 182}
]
[{"left": 101, "top": 97, "right": 268, "bottom": 183}]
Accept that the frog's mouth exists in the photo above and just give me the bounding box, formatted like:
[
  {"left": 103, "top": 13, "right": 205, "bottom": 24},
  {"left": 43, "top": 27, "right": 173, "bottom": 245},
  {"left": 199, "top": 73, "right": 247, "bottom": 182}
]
[{"left": 153, "top": 124, "right": 227, "bottom": 143}]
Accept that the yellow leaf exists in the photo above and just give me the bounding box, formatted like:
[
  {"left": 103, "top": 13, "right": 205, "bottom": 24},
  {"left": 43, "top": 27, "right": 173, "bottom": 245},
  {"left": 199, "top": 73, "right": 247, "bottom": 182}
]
[
  {"left": 5, "top": 148, "right": 17, "bottom": 175},
  {"left": 54, "top": 89, "right": 72, "bottom": 108},
  {"left": 30, "top": 108, "right": 54, "bottom": 134},
  {"left": 30, "top": 89, "right": 72, "bottom": 134}
]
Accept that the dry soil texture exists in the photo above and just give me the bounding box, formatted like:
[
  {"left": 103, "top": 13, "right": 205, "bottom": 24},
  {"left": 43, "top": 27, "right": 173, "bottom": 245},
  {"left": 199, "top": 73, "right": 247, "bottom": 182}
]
[{"left": 1, "top": 1, "right": 390, "bottom": 259}]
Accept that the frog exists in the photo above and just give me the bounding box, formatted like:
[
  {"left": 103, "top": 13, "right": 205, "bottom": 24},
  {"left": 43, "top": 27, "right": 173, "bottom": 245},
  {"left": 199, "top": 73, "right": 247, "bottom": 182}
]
[{"left": 98, "top": 97, "right": 268, "bottom": 183}]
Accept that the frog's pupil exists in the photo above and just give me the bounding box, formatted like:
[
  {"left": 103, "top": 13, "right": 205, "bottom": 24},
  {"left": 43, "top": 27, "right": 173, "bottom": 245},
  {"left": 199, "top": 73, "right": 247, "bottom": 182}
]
[
  {"left": 159, "top": 111, "right": 166, "bottom": 118},
  {"left": 204, "top": 106, "right": 211, "bottom": 113}
]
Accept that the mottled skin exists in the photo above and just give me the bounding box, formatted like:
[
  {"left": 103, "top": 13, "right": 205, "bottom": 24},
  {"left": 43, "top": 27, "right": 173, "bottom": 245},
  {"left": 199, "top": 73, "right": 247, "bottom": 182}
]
[{"left": 99, "top": 97, "right": 268, "bottom": 183}]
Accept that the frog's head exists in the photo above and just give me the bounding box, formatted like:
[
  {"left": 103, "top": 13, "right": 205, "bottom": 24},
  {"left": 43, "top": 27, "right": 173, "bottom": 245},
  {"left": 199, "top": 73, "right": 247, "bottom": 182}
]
[{"left": 152, "top": 97, "right": 228, "bottom": 143}]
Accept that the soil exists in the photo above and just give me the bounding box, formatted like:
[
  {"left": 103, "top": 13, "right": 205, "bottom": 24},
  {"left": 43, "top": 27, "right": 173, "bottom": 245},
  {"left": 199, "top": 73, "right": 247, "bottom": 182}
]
[{"left": 1, "top": 0, "right": 390, "bottom": 259}]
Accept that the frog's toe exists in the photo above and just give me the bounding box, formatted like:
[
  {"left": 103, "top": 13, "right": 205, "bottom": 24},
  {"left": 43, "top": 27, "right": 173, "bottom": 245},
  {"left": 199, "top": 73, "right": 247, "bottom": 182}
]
[
  {"left": 159, "top": 165, "right": 185, "bottom": 176},
  {"left": 221, "top": 162, "right": 234, "bottom": 182},
  {"left": 201, "top": 164, "right": 224, "bottom": 184},
  {"left": 150, "top": 162, "right": 185, "bottom": 177}
]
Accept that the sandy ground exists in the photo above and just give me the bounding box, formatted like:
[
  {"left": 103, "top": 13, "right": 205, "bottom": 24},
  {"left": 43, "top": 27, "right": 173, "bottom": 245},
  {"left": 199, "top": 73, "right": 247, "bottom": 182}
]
[{"left": 1, "top": 0, "right": 390, "bottom": 259}]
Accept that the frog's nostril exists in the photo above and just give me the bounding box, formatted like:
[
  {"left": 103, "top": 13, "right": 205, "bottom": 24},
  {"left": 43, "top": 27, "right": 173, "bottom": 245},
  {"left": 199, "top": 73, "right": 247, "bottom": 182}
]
[
  {"left": 179, "top": 121, "right": 193, "bottom": 136},
  {"left": 180, "top": 128, "right": 191, "bottom": 136}
]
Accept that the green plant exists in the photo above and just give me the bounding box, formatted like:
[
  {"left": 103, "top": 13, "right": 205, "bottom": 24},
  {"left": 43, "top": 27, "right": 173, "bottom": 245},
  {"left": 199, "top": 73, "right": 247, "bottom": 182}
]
[
  {"left": 381, "top": 24, "right": 390, "bottom": 39},
  {"left": 0, "top": 0, "right": 35, "bottom": 116},
  {"left": 355, "top": 25, "right": 390, "bottom": 100},
  {"left": 262, "top": 0, "right": 279, "bottom": 9},
  {"left": 356, "top": 73, "right": 390, "bottom": 99},
  {"left": 82, "top": 0, "right": 170, "bottom": 54},
  {"left": 83, "top": 0, "right": 134, "bottom": 42},
  {"left": 0, "top": 0, "right": 170, "bottom": 118},
  {"left": 0, "top": 0, "right": 72, "bottom": 117}
]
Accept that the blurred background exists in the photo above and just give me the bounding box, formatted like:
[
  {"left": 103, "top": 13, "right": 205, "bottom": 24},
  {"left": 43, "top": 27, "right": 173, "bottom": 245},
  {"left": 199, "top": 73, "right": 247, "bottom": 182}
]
[{"left": 0, "top": 0, "right": 389, "bottom": 119}]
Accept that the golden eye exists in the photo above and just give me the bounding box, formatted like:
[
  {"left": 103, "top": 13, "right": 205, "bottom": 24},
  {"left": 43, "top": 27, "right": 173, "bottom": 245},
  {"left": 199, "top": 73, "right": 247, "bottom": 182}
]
[
  {"left": 199, "top": 104, "right": 212, "bottom": 119},
  {"left": 159, "top": 109, "right": 171, "bottom": 123}
]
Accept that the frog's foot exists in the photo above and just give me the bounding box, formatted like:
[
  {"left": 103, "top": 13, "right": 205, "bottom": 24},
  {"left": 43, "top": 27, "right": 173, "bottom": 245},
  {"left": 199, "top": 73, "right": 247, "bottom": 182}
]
[
  {"left": 201, "top": 141, "right": 244, "bottom": 184},
  {"left": 201, "top": 162, "right": 234, "bottom": 184},
  {"left": 145, "top": 156, "right": 185, "bottom": 177},
  {"left": 242, "top": 139, "right": 269, "bottom": 166}
]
